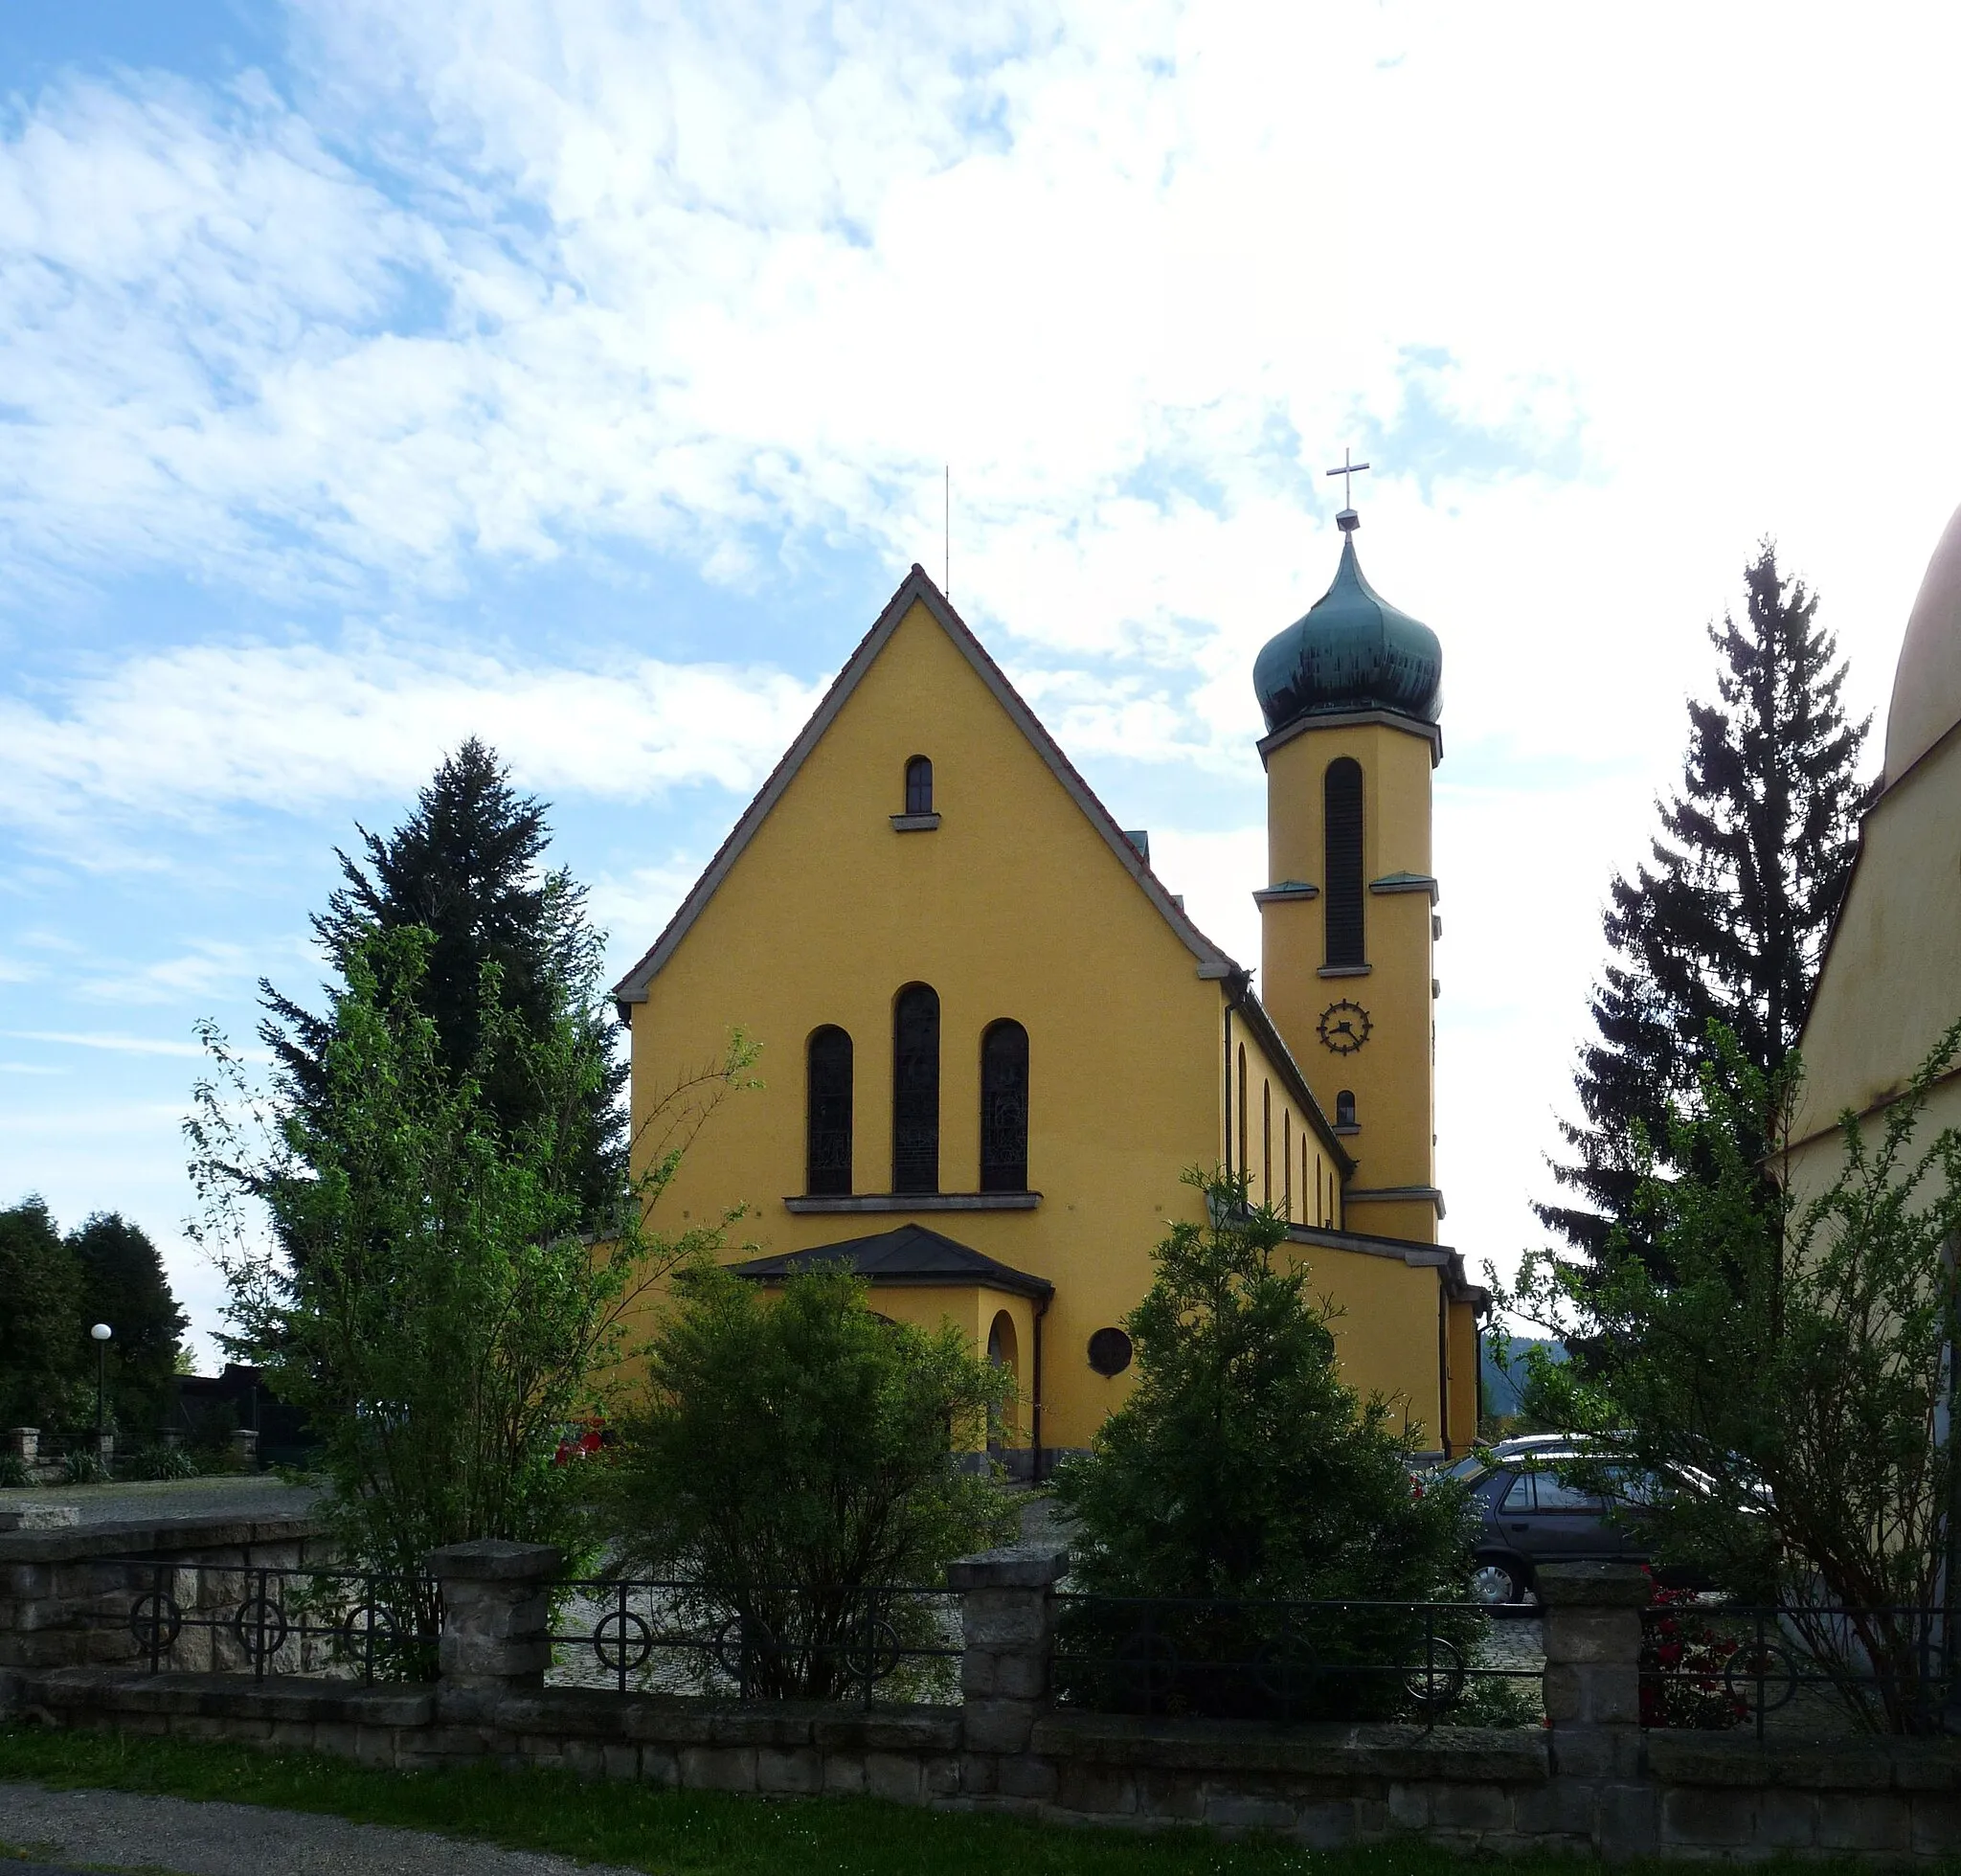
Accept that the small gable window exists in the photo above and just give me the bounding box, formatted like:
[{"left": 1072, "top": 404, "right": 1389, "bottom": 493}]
[
  {"left": 1336, "top": 1089, "right": 1358, "bottom": 1129},
  {"left": 980, "top": 1020, "right": 1030, "bottom": 1192},
  {"left": 905, "top": 756, "right": 935, "bottom": 817},
  {"left": 892, "top": 983, "right": 941, "bottom": 1193},
  {"left": 805, "top": 1027, "right": 853, "bottom": 1196}
]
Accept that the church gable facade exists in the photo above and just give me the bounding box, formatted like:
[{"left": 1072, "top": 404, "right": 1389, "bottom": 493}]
[{"left": 616, "top": 554, "right": 1482, "bottom": 1467}]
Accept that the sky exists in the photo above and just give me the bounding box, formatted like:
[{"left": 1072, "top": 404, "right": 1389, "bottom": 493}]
[{"left": 3, "top": 0, "right": 1957, "bottom": 1365}]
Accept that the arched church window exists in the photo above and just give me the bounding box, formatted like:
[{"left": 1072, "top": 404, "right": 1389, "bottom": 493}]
[
  {"left": 1236, "top": 1044, "right": 1249, "bottom": 1179},
  {"left": 805, "top": 1026, "right": 853, "bottom": 1195},
  {"left": 980, "top": 1020, "right": 1030, "bottom": 1192},
  {"left": 1262, "top": 1080, "right": 1273, "bottom": 1203},
  {"left": 1324, "top": 757, "right": 1364, "bottom": 968},
  {"left": 891, "top": 983, "right": 941, "bottom": 1192},
  {"left": 1336, "top": 1089, "right": 1357, "bottom": 1129},
  {"left": 905, "top": 756, "right": 934, "bottom": 817},
  {"left": 1283, "top": 1109, "right": 1292, "bottom": 1220}
]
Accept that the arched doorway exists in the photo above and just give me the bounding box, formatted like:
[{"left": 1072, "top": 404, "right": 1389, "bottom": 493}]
[{"left": 985, "top": 1308, "right": 1020, "bottom": 1450}]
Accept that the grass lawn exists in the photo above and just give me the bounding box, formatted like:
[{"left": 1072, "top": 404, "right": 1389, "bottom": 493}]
[{"left": 0, "top": 1725, "right": 1874, "bottom": 1876}]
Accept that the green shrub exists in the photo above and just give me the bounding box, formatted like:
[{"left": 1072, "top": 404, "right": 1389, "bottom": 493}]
[
  {"left": 131, "top": 1444, "right": 198, "bottom": 1481},
  {"left": 0, "top": 1454, "right": 29, "bottom": 1488},
  {"left": 62, "top": 1448, "right": 111, "bottom": 1485},
  {"left": 1051, "top": 1169, "right": 1479, "bottom": 1724},
  {"left": 610, "top": 1257, "right": 1017, "bottom": 1700}
]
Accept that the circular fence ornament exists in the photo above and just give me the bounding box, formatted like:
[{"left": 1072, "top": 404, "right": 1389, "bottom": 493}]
[
  {"left": 1724, "top": 1639, "right": 1798, "bottom": 1715},
  {"left": 711, "top": 1614, "right": 775, "bottom": 1683},
  {"left": 1402, "top": 1635, "right": 1466, "bottom": 1712},
  {"left": 1087, "top": 1327, "right": 1134, "bottom": 1377},
  {"left": 843, "top": 1616, "right": 904, "bottom": 1689},
  {"left": 128, "top": 1590, "right": 182, "bottom": 1656},
  {"left": 232, "top": 1595, "right": 291, "bottom": 1661},
  {"left": 340, "top": 1602, "right": 398, "bottom": 1662},
  {"left": 594, "top": 1609, "right": 654, "bottom": 1678}
]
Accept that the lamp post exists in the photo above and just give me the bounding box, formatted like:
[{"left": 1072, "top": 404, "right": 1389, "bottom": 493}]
[{"left": 90, "top": 1322, "right": 112, "bottom": 1454}]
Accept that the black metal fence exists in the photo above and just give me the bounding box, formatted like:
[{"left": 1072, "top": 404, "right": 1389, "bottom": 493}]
[
  {"left": 113, "top": 1561, "right": 436, "bottom": 1684},
  {"left": 547, "top": 1580, "right": 964, "bottom": 1705},
  {"left": 1050, "top": 1593, "right": 1535, "bottom": 1728},
  {"left": 1641, "top": 1600, "right": 1959, "bottom": 1738}
]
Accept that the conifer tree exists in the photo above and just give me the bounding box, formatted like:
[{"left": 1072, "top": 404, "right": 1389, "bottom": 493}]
[
  {"left": 68, "top": 1212, "right": 188, "bottom": 1435},
  {"left": 1539, "top": 542, "right": 1869, "bottom": 1265},
  {"left": 261, "top": 738, "right": 626, "bottom": 1226}
]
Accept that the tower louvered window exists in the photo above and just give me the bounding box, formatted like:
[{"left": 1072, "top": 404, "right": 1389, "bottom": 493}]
[
  {"left": 1324, "top": 757, "right": 1364, "bottom": 967},
  {"left": 980, "top": 1020, "right": 1029, "bottom": 1192},
  {"left": 805, "top": 1027, "right": 853, "bottom": 1195},
  {"left": 891, "top": 984, "right": 941, "bottom": 1193}
]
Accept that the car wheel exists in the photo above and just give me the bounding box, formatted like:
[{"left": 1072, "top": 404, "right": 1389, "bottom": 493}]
[{"left": 1470, "top": 1558, "right": 1525, "bottom": 1607}]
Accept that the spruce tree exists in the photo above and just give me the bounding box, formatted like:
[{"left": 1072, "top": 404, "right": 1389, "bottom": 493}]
[
  {"left": 1539, "top": 542, "right": 1870, "bottom": 1266},
  {"left": 0, "top": 1197, "right": 83, "bottom": 1429},
  {"left": 261, "top": 738, "right": 626, "bottom": 1226}
]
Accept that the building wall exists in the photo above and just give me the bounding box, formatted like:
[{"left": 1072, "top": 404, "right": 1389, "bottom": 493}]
[{"left": 1787, "top": 730, "right": 1961, "bottom": 1209}]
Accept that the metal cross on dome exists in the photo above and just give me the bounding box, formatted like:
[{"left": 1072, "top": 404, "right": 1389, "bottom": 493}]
[{"left": 1325, "top": 447, "right": 1371, "bottom": 509}]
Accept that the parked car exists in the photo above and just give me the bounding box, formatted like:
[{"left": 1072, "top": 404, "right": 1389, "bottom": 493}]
[{"left": 1456, "top": 1445, "right": 1651, "bottom": 1606}]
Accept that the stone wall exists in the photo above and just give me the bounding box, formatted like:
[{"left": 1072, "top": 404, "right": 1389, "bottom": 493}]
[
  {"left": 4, "top": 1533, "right": 1959, "bottom": 1862},
  {"left": 0, "top": 1509, "right": 331, "bottom": 1672}
]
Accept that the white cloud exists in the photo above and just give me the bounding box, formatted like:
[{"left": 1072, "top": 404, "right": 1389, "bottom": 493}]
[
  {"left": 3, "top": 0, "right": 1951, "bottom": 1324},
  {"left": 7, "top": 1029, "right": 236, "bottom": 1060},
  {"left": 0, "top": 637, "right": 827, "bottom": 848}
]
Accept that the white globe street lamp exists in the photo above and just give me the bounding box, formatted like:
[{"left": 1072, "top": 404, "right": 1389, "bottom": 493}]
[{"left": 90, "top": 1323, "right": 113, "bottom": 1455}]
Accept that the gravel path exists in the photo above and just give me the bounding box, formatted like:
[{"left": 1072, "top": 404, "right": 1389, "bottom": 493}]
[{"left": 0, "top": 1783, "right": 639, "bottom": 1876}]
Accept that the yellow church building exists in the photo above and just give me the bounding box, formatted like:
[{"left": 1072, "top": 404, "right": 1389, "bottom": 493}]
[{"left": 613, "top": 508, "right": 1485, "bottom": 1472}]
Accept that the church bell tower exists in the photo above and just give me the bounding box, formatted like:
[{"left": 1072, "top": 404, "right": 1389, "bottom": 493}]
[{"left": 1251, "top": 482, "right": 1444, "bottom": 1245}]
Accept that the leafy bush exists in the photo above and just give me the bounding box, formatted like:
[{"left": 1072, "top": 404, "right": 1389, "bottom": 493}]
[
  {"left": 192, "top": 927, "right": 746, "bottom": 1655},
  {"left": 0, "top": 1454, "right": 30, "bottom": 1488},
  {"left": 62, "top": 1449, "right": 111, "bottom": 1485},
  {"left": 610, "top": 1257, "right": 1016, "bottom": 1700},
  {"left": 1051, "top": 1170, "right": 1478, "bottom": 1723},
  {"left": 130, "top": 1444, "right": 199, "bottom": 1481},
  {"left": 1640, "top": 1579, "right": 1748, "bottom": 1730}
]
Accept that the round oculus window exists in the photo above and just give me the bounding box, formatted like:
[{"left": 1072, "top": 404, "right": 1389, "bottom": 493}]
[{"left": 1087, "top": 1327, "right": 1133, "bottom": 1377}]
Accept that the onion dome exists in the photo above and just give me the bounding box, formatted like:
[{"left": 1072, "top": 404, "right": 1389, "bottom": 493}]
[
  {"left": 1883, "top": 500, "right": 1961, "bottom": 785},
  {"left": 1253, "top": 518, "right": 1443, "bottom": 735}
]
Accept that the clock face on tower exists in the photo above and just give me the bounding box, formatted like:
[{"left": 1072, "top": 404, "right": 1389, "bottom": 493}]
[{"left": 1317, "top": 999, "right": 1372, "bottom": 1055}]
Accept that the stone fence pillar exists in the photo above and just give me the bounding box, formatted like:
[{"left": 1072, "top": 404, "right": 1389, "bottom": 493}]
[
  {"left": 6, "top": 1430, "right": 36, "bottom": 1467},
  {"left": 948, "top": 1543, "right": 1067, "bottom": 1763},
  {"left": 427, "top": 1539, "right": 561, "bottom": 1717},
  {"left": 1538, "top": 1560, "right": 1655, "bottom": 1854}
]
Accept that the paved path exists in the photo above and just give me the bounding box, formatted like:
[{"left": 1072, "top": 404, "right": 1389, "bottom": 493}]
[
  {"left": 0, "top": 1783, "right": 640, "bottom": 1876},
  {"left": 0, "top": 1477, "right": 320, "bottom": 1526}
]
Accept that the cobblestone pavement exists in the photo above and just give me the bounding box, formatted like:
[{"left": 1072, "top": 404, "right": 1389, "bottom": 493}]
[
  {"left": 0, "top": 1476, "right": 320, "bottom": 1526},
  {"left": 0, "top": 1783, "right": 638, "bottom": 1876}
]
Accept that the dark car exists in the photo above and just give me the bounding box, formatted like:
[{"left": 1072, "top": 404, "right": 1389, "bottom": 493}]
[{"left": 1459, "top": 1450, "right": 1649, "bottom": 1606}]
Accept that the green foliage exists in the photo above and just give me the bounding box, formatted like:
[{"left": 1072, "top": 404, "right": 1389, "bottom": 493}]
[
  {"left": 0, "top": 1454, "right": 30, "bottom": 1488},
  {"left": 69, "top": 1212, "right": 189, "bottom": 1436},
  {"left": 130, "top": 1444, "right": 200, "bottom": 1481},
  {"left": 0, "top": 1197, "right": 84, "bottom": 1430},
  {"left": 62, "top": 1448, "right": 111, "bottom": 1484},
  {"left": 1541, "top": 544, "right": 1869, "bottom": 1269},
  {"left": 610, "top": 1258, "right": 1016, "bottom": 1700},
  {"left": 192, "top": 924, "right": 748, "bottom": 1646},
  {"left": 261, "top": 737, "right": 628, "bottom": 1230},
  {"left": 1052, "top": 1170, "right": 1476, "bottom": 1721},
  {"left": 1507, "top": 1022, "right": 1961, "bottom": 1732}
]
